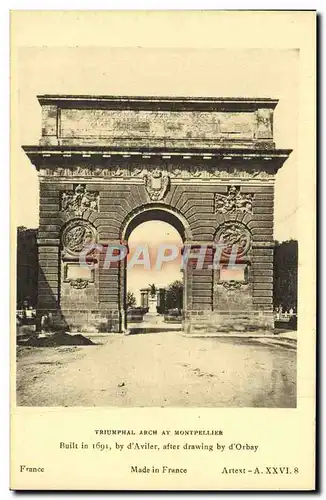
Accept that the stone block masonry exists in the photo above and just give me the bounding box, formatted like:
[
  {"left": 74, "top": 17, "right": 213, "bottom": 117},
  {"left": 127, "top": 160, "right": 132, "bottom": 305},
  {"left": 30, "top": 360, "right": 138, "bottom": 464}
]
[{"left": 23, "top": 95, "right": 291, "bottom": 333}]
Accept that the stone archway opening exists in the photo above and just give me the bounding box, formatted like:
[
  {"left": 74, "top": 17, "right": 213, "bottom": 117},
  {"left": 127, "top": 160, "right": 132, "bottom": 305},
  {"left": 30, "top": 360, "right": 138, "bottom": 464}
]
[{"left": 122, "top": 208, "right": 187, "bottom": 333}]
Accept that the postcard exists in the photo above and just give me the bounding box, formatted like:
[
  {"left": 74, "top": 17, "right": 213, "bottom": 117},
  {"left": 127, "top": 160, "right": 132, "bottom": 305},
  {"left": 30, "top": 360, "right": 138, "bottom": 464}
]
[{"left": 10, "top": 10, "right": 316, "bottom": 490}]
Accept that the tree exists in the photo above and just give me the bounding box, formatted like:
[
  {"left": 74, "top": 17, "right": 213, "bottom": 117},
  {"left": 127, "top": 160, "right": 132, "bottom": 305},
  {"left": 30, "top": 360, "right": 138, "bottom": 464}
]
[
  {"left": 148, "top": 283, "right": 157, "bottom": 298},
  {"left": 165, "top": 280, "right": 184, "bottom": 312},
  {"left": 126, "top": 291, "right": 136, "bottom": 309},
  {"left": 16, "top": 227, "right": 38, "bottom": 309},
  {"left": 273, "top": 239, "right": 298, "bottom": 311}
]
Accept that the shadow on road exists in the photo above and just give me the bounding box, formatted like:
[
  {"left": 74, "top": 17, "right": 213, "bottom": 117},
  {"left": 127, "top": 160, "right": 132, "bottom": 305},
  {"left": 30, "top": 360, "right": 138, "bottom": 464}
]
[
  {"left": 127, "top": 327, "right": 182, "bottom": 335},
  {"left": 18, "top": 332, "right": 97, "bottom": 347}
]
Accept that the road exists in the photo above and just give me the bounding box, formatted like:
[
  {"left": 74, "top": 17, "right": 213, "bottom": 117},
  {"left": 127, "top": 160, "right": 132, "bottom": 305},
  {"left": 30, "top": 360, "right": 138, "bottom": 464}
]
[{"left": 16, "top": 329, "right": 296, "bottom": 408}]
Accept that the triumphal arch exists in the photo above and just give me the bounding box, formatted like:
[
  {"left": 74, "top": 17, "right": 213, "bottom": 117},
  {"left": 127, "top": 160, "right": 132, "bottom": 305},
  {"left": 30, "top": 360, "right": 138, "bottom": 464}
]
[{"left": 23, "top": 95, "right": 291, "bottom": 334}]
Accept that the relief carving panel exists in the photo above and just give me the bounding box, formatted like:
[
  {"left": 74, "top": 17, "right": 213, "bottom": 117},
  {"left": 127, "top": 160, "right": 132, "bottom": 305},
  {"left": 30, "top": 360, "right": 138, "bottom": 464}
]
[
  {"left": 60, "top": 184, "right": 99, "bottom": 215},
  {"left": 63, "top": 261, "right": 95, "bottom": 289},
  {"left": 39, "top": 165, "right": 274, "bottom": 180},
  {"left": 144, "top": 169, "right": 170, "bottom": 201},
  {"left": 214, "top": 186, "right": 253, "bottom": 214}
]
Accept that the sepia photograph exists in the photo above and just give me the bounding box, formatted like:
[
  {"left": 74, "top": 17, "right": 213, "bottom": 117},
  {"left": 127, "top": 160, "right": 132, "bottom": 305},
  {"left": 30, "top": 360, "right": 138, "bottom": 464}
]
[
  {"left": 15, "top": 45, "right": 299, "bottom": 409},
  {"left": 10, "top": 10, "right": 316, "bottom": 492}
]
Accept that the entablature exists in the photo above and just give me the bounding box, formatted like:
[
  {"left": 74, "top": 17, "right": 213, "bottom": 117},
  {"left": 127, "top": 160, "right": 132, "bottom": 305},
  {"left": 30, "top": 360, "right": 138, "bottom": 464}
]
[
  {"left": 36, "top": 95, "right": 280, "bottom": 150},
  {"left": 23, "top": 145, "right": 291, "bottom": 174}
]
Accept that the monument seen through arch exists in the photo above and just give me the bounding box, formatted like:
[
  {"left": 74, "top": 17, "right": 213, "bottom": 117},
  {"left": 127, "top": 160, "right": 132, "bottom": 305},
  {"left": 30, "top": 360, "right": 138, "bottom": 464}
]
[
  {"left": 23, "top": 94, "right": 292, "bottom": 334},
  {"left": 125, "top": 217, "right": 184, "bottom": 328}
]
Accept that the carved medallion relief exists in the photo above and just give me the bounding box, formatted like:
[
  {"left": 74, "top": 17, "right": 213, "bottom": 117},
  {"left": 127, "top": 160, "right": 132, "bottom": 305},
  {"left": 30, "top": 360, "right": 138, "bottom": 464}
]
[
  {"left": 214, "top": 222, "right": 251, "bottom": 292},
  {"left": 61, "top": 221, "right": 97, "bottom": 289},
  {"left": 61, "top": 220, "right": 97, "bottom": 256},
  {"left": 216, "top": 222, "right": 251, "bottom": 259}
]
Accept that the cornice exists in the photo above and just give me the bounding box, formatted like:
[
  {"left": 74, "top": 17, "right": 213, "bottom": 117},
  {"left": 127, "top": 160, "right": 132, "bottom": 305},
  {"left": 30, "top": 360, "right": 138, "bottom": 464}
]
[
  {"left": 23, "top": 145, "right": 292, "bottom": 163},
  {"left": 37, "top": 94, "right": 279, "bottom": 112}
]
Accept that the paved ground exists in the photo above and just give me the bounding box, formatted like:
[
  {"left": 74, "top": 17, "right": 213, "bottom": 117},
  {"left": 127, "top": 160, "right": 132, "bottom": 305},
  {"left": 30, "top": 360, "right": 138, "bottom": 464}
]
[
  {"left": 128, "top": 312, "right": 182, "bottom": 334},
  {"left": 16, "top": 327, "right": 296, "bottom": 408}
]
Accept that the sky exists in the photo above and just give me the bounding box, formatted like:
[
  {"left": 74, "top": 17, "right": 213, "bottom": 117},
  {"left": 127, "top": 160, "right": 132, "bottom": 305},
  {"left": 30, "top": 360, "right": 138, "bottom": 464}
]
[{"left": 13, "top": 47, "right": 299, "bottom": 302}]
